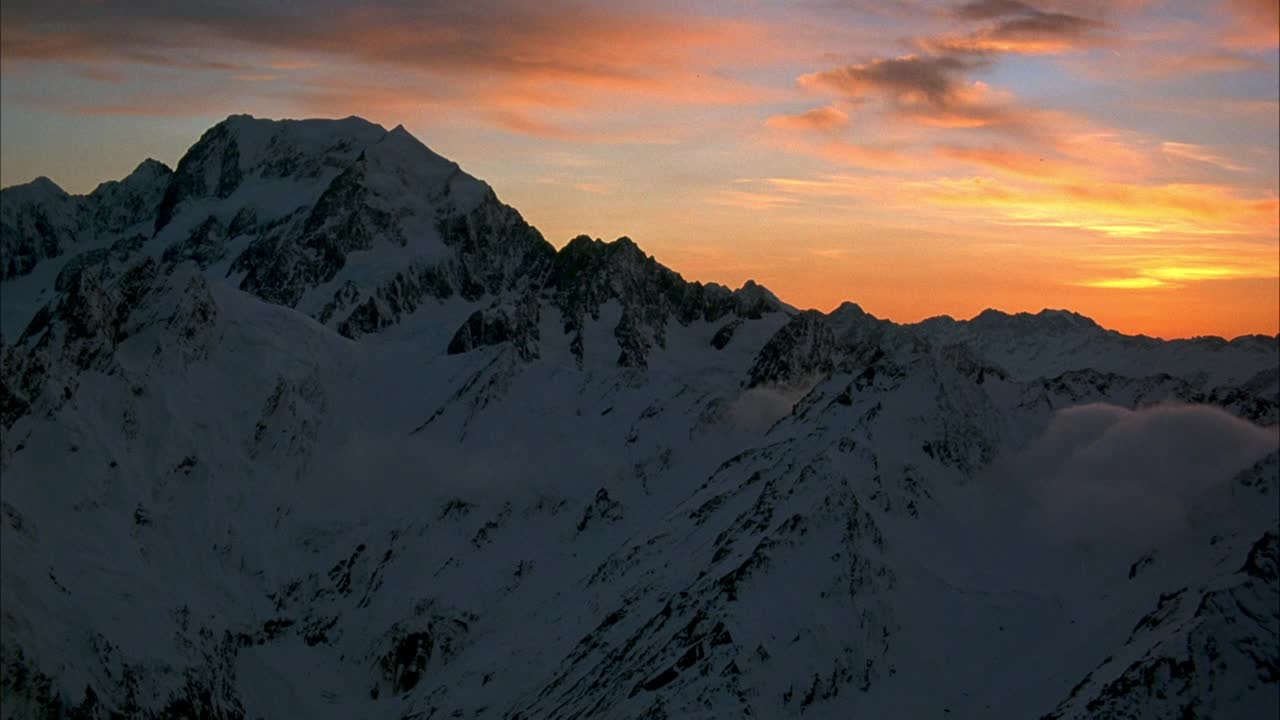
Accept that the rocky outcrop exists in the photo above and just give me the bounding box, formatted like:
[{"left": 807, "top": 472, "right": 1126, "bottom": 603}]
[
  {"left": 447, "top": 295, "right": 542, "bottom": 361},
  {"left": 0, "top": 160, "right": 171, "bottom": 281},
  {"left": 1045, "top": 531, "right": 1280, "bottom": 719},
  {"left": 746, "top": 310, "right": 837, "bottom": 388},
  {"left": 546, "top": 235, "right": 781, "bottom": 368}
]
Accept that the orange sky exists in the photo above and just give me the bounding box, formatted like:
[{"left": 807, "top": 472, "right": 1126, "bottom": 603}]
[{"left": 1, "top": 0, "right": 1277, "bottom": 338}]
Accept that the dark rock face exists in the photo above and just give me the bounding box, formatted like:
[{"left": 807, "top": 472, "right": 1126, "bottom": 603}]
[
  {"left": 92, "top": 159, "right": 175, "bottom": 236},
  {"left": 1, "top": 616, "right": 248, "bottom": 720},
  {"left": 435, "top": 189, "right": 556, "bottom": 300},
  {"left": 431, "top": 232, "right": 781, "bottom": 365},
  {"left": 711, "top": 319, "right": 743, "bottom": 350},
  {"left": 1, "top": 254, "right": 218, "bottom": 432},
  {"left": 0, "top": 182, "right": 78, "bottom": 281},
  {"left": 163, "top": 215, "right": 229, "bottom": 269},
  {"left": 155, "top": 122, "right": 242, "bottom": 233},
  {"left": 1, "top": 161, "right": 172, "bottom": 281},
  {"left": 328, "top": 191, "right": 557, "bottom": 340},
  {"left": 968, "top": 307, "right": 1102, "bottom": 336},
  {"left": 447, "top": 296, "right": 542, "bottom": 360},
  {"left": 173, "top": 119, "right": 557, "bottom": 337},
  {"left": 545, "top": 236, "right": 782, "bottom": 368},
  {"left": 4, "top": 116, "right": 782, "bottom": 368},
  {"left": 519, "top": 443, "right": 897, "bottom": 719},
  {"left": 373, "top": 610, "right": 474, "bottom": 698},
  {"left": 1044, "top": 529, "right": 1280, "bottom": 719},
  {"left": 232, "top": 158, "right": 393, "bottom": 306},
  {"left": 746, "top": 311, "right": 837, "bottom": 388},
  {"left": 1241, "top": 530, "right": 1278, "bottom": 582}
]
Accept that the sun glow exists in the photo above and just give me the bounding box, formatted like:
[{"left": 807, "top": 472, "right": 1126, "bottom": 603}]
[{"left": 1, "top": 0, "right": 1276, "bottom": 338}]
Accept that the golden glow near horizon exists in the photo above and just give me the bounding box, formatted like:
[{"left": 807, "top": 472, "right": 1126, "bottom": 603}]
[{"left": 1, "top": 0, "right": 1276, "bottom": 339}]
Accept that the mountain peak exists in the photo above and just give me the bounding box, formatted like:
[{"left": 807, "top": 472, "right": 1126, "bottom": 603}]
[
  {"left": 130, "top": 158, "right": 172, "bottom": 177},
  {"left": 832, "top": 300, "right": 869, "bottom": 317},
  {"left": 369, "top": 121, "right": 458, "bottom": 170},
  {"left": 4, "top": 175, "right": 67, "bottom": 199},
  {"left": 970, "top": 307, "right": 1101, "bottom": 332},
  {"left": 153, "top": 114, "right": 389, "bottom": 232},
  {"left": 92, "top": 158, "right": 173, "bottom": 196}
]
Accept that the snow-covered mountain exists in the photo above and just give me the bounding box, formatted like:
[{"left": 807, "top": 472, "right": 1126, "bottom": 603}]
[{"left": 1, "top": 115, "right": 1276, "bottom": 720}]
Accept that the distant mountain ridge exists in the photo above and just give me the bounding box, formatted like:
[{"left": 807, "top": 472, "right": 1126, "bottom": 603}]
[
  {"left": 1, "top": 115, "right": 1276, "bottom": 719},
  {"left": 5, "top": 115, "right": 1273, "bottom": 347}
]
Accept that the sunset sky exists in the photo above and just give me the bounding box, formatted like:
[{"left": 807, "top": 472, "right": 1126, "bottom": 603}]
[{"left": 1, "top": 0, "right": 1277, "bottom": 338}]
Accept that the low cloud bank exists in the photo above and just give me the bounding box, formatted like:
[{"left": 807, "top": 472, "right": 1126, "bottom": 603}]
[
  {"left": 1014, "top": 403, "right": 1277, "bottom": 547},
  {"left": 725, "top": 380, "right": 818, "bottom": 431}
]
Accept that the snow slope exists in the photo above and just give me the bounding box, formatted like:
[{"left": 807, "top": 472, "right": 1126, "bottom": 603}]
[{"left": 1, "top": 115, "right": 1276, "bottom": 719}]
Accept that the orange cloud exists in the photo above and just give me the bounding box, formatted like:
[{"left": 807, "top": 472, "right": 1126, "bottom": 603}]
[
  {"left": 930, "top": 0, "right": 1107, "bottom": 55},
  {"left": 1079, "top": 264, "right": 1274, "bottom": 290},
  {"left": 1220, "top": 0, "right": 1280, "bottom": 49},
  {"left": 0, "top": 1, "right": 780, "bottom": 134},
  {"left": 1073, "top": 240, "right": 1280, "bottom": 291},
  {"left": 893, "top": 81, "right": 1025, "bottom": 129},
  {"left": 799, "top": 56, "right": 1037, "bottom": 133},
  {"left": 936, "top": 145, "right": 1087, "bottom": 179},
  {"left": 920, "top": 176, "right": 1279, "bottom": 238},
  {"left": 1146, "top": 51, "right": 1268, "bottom": 76},
  {"left": 785, "top": 138, "right": 914, "bottom": 171},
  {"left": 709, "top": 189, "right": 803, "bottom": 210},
  {"left": 1160, "top": 141, "right": 1249, "bottom": 172},
  {"left": 766, "top": 105, "right": 850, "bottom": 131},
  {"left": 800, "top": 54, "right": 982, "bottom": 107},
  {"left": 1079, "top": 277, "right": 1170, "bottom": 289}
]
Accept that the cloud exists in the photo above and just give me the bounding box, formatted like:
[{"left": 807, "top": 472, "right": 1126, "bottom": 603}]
[
  {"left": 798, "top": 55, "right": 1038, "bottom": 132},
  {"left": 766, "top": 105, "right": 850, "bottom": 131},
  {"left": 1068, "top": 238, "right": 1280, "bottom": 291},
  {"left": 1220, "top": 0, "right": 1280, "bottom": 49},
  {"left": 1016, "top": 403, "right": 1278, "bottom": 547},
  {"left": 937, "top": 144, "right": 1083, "bottom": 179},
  {"left": 709, "top": 189, "right": 803, "bottom": 211},
  {"left": 1077, "top": 261, "right": 1274, "bottom": 289},
  {"left": 572, "top": 181, "right": 617, "bottom": 195},
  {"left": 936, "top": 0, "right": 1106, "bottom": 54},
  {"left": 0, "top": 0, "right": 776, "bottom": 131},
  {"left": 938, "top": 123, "right": 1160, "bottom": 182},
  {"left": 1141, "top": 51, "right": 1268, "bottom": 77},
  {"left": 1076, "top": 277, "right": 1170, "bottom": 289},
  {"left": 19, "top": 95, "right": 234, "bottom": 118},
  {"left": 1160, "top": 141, "right": 1249, "bottom": 172},
  {"left": 724, "top": 382, "right": 816, "bottom": 430},
  {"left": 983, "top": 12, "right": 1101, "bottom": 44},
  {"left": 801, "top": 55, "right": 983, "bottom": 107},
  {"left": 917, "top": 175, "right": 1280, "bottom": 238},
  {"left": 955, "top": 0, "right": 1039, "bottom": 20}
]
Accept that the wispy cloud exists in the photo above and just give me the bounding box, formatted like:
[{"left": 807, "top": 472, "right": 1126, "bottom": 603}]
[
  {"left": 1160, "top": 141, "right": 1249, "bottom": 172},
  {"left": 1078, "top": 257, "right": 1278, "bottom": 290},
  {"left": 920, "top": 176, "right": 1279, "bottom": 238},
  {"left": 0, "top": 0, "right": 778, "bottom": 132},
  {"left": 935, "top": 0, "right": 1107, "bottom": 54},
  {"left": 709, "top": 188, "right": 804, "bottom": 210},
  {"left": 800, "top": 54, "right": 984, "bottom": 107},
  {"left": 1220, "top": 0, "right": 1280, "bottom": 49},
  {"left": 766, "top": 105, "right": 850, "bottom": 131},
  {"left": 1144, "top": 51, "right": 1268, "bottom": 77}
]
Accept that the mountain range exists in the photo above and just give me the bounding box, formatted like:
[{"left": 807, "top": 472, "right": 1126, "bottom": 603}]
[{"left": 1, "top": 115, "right": 1276, "bottom": 719}]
